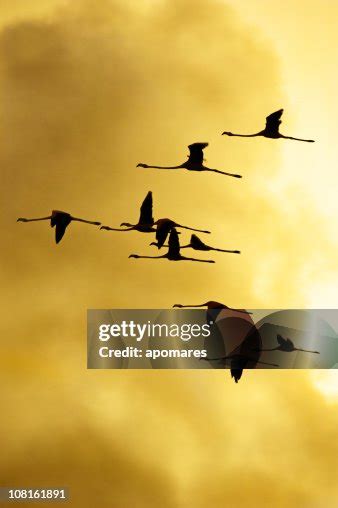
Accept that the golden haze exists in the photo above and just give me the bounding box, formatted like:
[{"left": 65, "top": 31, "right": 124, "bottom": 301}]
[{"left": 0, "top": 1, "right": 337, "bottom": 506}]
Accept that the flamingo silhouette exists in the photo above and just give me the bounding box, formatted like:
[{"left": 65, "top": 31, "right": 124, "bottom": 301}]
[
  {"left": 17, "top": 210, "right": 100, "bottom": 243},
  {"left": 137, "top": 143, "right": 242, "bottom": 178},
  {"left": 100, "top": 193, "right": 208, "bottom": 248},
  {"left": 258, "top": 334, "right": 320, "bottom": 354},
  {"left": 129, "top": 228, "right": 214, "bottom": 263},
  {"left": 155, "top": 219, "right": 210, "bottom": 249},
  {"left": 151, "top": 233, "right": 240, "bottom": 254},
  {"left": 173, "top": 301, "right": 251, "bottom": 314},
  {"left": 100, "top": 191, "right": 155, "bottom": 233},
  {"left": 175, "top": 301, "right": 261, "bottom": 382},
  {"left": 222, "top": 109, "right": 315, "bottom": 142}
]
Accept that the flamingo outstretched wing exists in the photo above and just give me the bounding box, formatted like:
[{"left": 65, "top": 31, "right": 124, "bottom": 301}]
[
  {"left": 286, "top": 337, "right": 295, "bottom": 348},
  {"left": 265, "top": 109, "right": 283, "bottom": 134},
  {"left": 276, "top": 333, "right": 286, "bottom": 346},
  {"left": 50, "top": 211, "right": 71, "bottom": 244},
  {"left": 156, "top": 219, "right": 173, "bottom": 249},
  {"left": 139, "top": 191, "right": 154, "bottom": 225},
  {"left": 187, "top": 143, "right": 208, "bottom": 165},
  {"left": 230, "top": 358, "right": 244, "bottom": 383},
  {"left": 190, "top": 234, "right": 209, "bottom": 249},
  {"left": 55, "top": 221, "right": 68, "bottom": 243},
  {"left": 168, "top": 228, "right": 180, "bottom": 258}
]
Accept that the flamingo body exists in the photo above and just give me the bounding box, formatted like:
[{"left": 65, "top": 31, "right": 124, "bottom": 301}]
[
  {"left": 137, "top": 142, "right": 242, "bottom": 178},
  {"left": 100, "top": 191, "right": 155, "bottom": 233},
  {"left": 259, "top": 334, "right": 320, "bottom": 354},
  {"left": 17, "top": 210, "right": 100, "bottom": 243},
  {"left": 155, "top": 219, "right": 210, "bottom": 249},
  {"left": 129, "top": 228, "right": 214, "bottom": 263}
]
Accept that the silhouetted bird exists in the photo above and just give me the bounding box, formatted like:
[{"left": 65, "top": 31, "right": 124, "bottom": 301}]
[
  {"left": 137, "top": 143, "right": 242, "bottom": 178},
  {"left": 17, "top": 210, "right": 100, "bottom": 244},
  {"left": 176, "top": 301, "right": 264, "bottom": 383},
  {"left": 151, "top": 233, "right": 240, "bottom": 254},
  {"left": 101, "top": 191, "right": 155, "bottom": 233},
  {"left": 129, "top": 228, "right": 215, "bottom": 263},
  {"left": 222, "top": 109, "right": 315, "bottom": 142},
  {"left": 155, "top": 219, "right": 210, "bottom": 249},
  {"left": 259, "top": 334, "right": 320, "bottom": 354},
  {"left": 173, "top": 301, "right": 251, "bottom": 314}
]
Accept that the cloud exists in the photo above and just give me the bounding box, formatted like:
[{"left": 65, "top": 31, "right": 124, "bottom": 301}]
[{"left": 1, "top": 1, "right": 337, "bottom": 506}]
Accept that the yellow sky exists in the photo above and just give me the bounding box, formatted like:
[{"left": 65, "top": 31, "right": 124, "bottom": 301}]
[
  {"left": 0, "top": 1, "right": 337, "bottom": 506},
  {"left": 226, "top": 0, "right": 338, "bottom": 307}
]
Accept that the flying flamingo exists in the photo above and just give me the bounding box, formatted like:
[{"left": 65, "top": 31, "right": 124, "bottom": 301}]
[
  {"left": 100, "top": 191, "right": 155, "bottom": 233},
  {"left": 17, "top": 210, "right": 101, "bottom": 243},
  {"left": 137, "top": 143, "right": 242, "bottom": 178},
  {"left": 155, "top": 219, "right": 210, "bottom": 249},
  {"left": 129, "top": 228, "right": 214, "bottom": 263},
  {"left": 258, "top": 334, "right": 320, "bottom": 354},
  {"left": 151, "top": 233, "right": 240, "bottom": 254},
  {"left": 175, "top": 301, "right": 260, "bottom": 382},
  {"left": 173, "top": 301, "right": 251, "bottom": 314},
  {"left": 100, "top": 193, "right": 208, "bottom": 247},
  {"left": 222, "top": 109, "right": 315, "bottom": 142}
]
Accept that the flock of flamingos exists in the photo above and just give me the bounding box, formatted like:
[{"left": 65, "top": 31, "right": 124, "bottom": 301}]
[
  {"left": 17, "top": 108, "right": 314, "bottom": 252},
  {"left": 17, "top": 109, "right": 317, "bottom": 382}
]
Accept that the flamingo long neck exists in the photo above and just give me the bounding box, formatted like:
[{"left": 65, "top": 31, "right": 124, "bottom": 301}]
[
  {"left": 19, "top": 216, "right": 51, "bottom": 222},
  {"left": 177, "top": 303, "right": 208, "bottom": 308},
  {"left": 136, "top": 254, "right": 167, "bottom": 259},
  {"left": 108, "top": 226, "right": 135, "bottom": 231},
  {"left": 148, "top": 164, "right": 184, "bottom": 169},
  {"left": 229, "top": 132, "right": 260, "bottom": 137}
]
